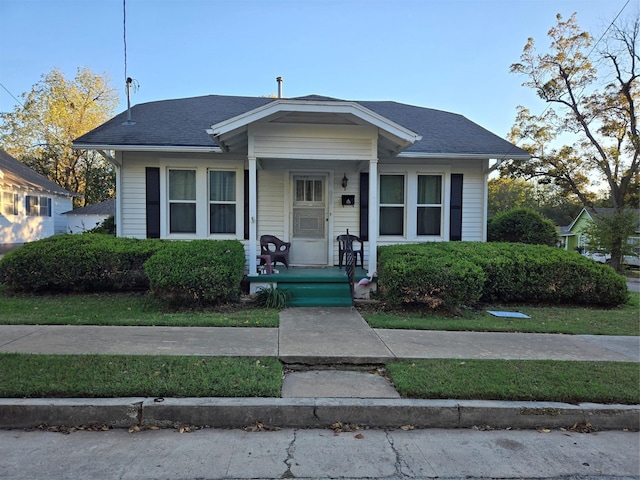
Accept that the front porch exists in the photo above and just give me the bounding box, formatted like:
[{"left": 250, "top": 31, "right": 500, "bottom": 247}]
[{"left": 248, "top": 267, "right": 374, "bottom": 307}]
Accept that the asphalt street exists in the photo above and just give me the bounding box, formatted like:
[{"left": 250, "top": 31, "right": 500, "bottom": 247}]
[{"left": 1, "top": 427, "right": 638, "bottom": 480}]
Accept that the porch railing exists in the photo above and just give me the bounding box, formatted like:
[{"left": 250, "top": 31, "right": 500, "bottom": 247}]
[{"left": 343, "top": 229, "right": 355, "bottom": 303}]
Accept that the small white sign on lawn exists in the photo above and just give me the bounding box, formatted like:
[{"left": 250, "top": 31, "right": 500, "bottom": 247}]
[{"left": 486, "top": 311, "right": 531, "bottom": 319}]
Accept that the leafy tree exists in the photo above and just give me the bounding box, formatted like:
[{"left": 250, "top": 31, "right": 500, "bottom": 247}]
[
  {"left": 488, "top": 177, "right": 537, "bottom": 217},
  {"left": 582, "top": 209, "right": 639, "bottom": 262},
  {"left": 488, "top": 177, "right": 583, "bottom": 225},
  {"left": 0, "top": 67, "right": 119, "bottom": 207},
  {"left": 488, "top": 208, "right": 558, "bottom": 246},
  {"left": 506, "top": 13, "right": 640, "bottom": 270}
]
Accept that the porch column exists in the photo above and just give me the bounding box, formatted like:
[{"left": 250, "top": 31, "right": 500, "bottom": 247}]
[
  {"left": 368, "top": 158, "right": 378, "bottom": 275},
  {"left": 248, "top": 156, "right": 258, "bottom": 276}
]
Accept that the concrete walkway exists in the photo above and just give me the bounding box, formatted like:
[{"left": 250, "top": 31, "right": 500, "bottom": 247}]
[
  {"left": 1, "top": 307, "right": 638, "bottom": 430},
  {"left": 1, "top": 307, "right": 638, "bottom": 362}
]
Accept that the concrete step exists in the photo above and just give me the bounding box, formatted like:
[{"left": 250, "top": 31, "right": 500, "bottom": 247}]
[
  {"left": 282, "top": 368, "right": 400, "bottom": 399},
  {"left": 280, "top": 282, "right": 352, "bottom": 307}
]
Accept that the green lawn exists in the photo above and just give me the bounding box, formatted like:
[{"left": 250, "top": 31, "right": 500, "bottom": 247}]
[
  {"left": 360, "top": 294, "right": 640, "bottom": 336},
  {"left": 0, "top": 291, "right": 279, "bottom": 327},
  {"left": 0, "top": 354, "right": 282, "bottom": 398},
  {"left": 387, "top": 359, "right": 640, "bottom": 404}
]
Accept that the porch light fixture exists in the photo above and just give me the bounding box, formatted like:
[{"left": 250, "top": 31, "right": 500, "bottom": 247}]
[{"left": 341, "top": 174, "right": 349, "bottom": 190}]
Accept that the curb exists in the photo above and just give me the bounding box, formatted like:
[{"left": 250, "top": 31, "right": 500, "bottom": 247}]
[{"left": 1, "top": 398, "right": 638, "bottom": 431}]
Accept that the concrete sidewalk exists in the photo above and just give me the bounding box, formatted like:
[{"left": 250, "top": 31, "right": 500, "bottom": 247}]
[
  {"left": 0, "top": 307, "right": 638, "bottom": 430},
  {"left": 1, "top": 307, "right": 638, "bottom": 362}
]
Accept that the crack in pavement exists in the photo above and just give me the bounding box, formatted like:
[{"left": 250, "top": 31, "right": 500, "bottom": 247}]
[
  {"left": 281, "top": 428, "right": 297, "bottom": 478},
  {"left": 0, "top": 326, "right": 47, "bottom": 349}
]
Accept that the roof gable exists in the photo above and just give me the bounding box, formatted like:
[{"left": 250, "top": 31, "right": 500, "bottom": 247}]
[
  {"left": 0, "top": 150, "right": 76, "bottom": 197},
  {"left": 207, "top": 98, "right": 422, "bottom": 156}
]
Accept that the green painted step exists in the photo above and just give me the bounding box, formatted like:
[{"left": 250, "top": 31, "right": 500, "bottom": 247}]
[{"left": 279, "top": 282, "right": 352, "bottom": 307}]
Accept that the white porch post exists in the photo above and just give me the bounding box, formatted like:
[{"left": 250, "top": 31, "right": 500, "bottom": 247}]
[
  {"left": 368, "top": 158, "right": 378, "bottom": 275},
  {"left": 248, "top": 156, "right": 258, "bottom": 276}
]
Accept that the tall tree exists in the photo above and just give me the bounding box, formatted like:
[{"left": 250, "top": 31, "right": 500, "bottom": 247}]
[
  {"left": 0, "top": 67, "right": 119, "bottom": 206},
  {"left": 506, "top": 13, "right": 640, "bottom": 270},
  {"left": 487, "top": 177, "right": 537, "bottom": 218}
]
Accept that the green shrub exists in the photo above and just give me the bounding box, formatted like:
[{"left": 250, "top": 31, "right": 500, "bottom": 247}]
[
  {"left": 488, "top": 208, "right": 558, "bottom": 246},
  {"left": 0, "top": 234, "right": 161, "bottom": 293},
  {"left": 377, "top": 244, "right": 486, "bottom": 309},
  {"left": 377, "top": 242, "right": 628, "bottom": 309},
  {"left": 254, "top": 285, "right": 289, "bottom": 309},
  {"left": 88, "top": 214, "right": 116, "bottom": 235},
  {"left": 143, "top": 240, "right": 245, "bottom": 307}
]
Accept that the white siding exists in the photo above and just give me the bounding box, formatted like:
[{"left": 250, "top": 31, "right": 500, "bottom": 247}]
[
  {"left": 256, "top": 169, "right": 286, "bottom": 239},
  {"left": 460, "top": 172, "right": 485, "bottom": 241},
  {"left": 120, "top": 154, "right": 149, "bottom": 238},
  {"left": 0, "top": 188, "right": 70, "bottom": 246},
  {"left": 250, "top": 124, "right": 377, "bottom": 160},
  {"left": 53, "top": 197, "right": 73, "bottom": 234},
  {"left": 332, "top": 169, "right": 363, "bottom": 265}
]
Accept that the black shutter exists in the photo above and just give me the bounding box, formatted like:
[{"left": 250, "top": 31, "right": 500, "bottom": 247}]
[
  {"left": 359, "top": 172, "right": 369, "bottom": 241},
  {"left": 449, "top": 174, "right": 463, "bottom": 241},
  {"left": 145, "top": 167, "right": 161, "bottom": 239}
]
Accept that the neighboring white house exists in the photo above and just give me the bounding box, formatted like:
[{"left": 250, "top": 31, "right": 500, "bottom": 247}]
[
  {"left": 0, "top": 150, "right": 75, "bottom": 254},
  {"left": 73, "top": 93, "right": 530, "bottom": 276},
  {"left": 63, "top": 198, "right": 115, "bottom": 233}
]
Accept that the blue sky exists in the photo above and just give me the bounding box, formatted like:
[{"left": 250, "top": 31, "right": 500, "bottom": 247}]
[{"left": 0, "top": 0, "right": 633, "bottom": 140}]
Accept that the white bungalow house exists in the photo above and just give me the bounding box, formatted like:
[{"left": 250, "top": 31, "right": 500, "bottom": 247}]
[
  {"left": 0, "top": 150, "right": 75, "bottom": 254},
  {"left": 72, "top": 93, "right": 529, "bottom": 281}
]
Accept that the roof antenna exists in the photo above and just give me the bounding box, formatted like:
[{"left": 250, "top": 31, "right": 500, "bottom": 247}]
[
  {"left": 276, "top": 76, "right": 283, "bottom": 99},
  {"left": 122, "top": 0, "right": 138, "bottom": 125}
]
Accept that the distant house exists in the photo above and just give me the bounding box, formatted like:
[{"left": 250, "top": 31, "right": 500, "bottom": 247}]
[
  {"left": 0, "top": 150, "right": 75, "bottom": 254},
  {"left": 63, "top": 198, "right": 115, "bottom": 233},
  {"left": 73, "top": 93, "right": 530, "bottom": 276},
  {"left": 560, "top": 207, "right": 640, "bottom": 259}
]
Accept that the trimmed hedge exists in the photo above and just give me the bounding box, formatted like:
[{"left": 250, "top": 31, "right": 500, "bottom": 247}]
[
  {"left": 0, "top": 236, "right": 247, "bottom": 307},
  {"left": 488, "top": 208, "right": 558, "bottom": 246},
  {"left": 143, "top": 240, "right": 246, "bottom": 306},
  {"left": 377, "top": 242, "right": 628, "bottom": 309},
  {"left": 0, "top": 234, "right": 161, "bottom": 293},
  {"left": 377, "top": 244, "right": 485, "bottom": 309}
]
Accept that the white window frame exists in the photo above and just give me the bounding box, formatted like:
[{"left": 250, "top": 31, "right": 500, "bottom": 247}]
[
  {"left": 160, "top": 160, "right": 244, "bottom": 240},
  {"left": 167, "top": 168, "right": 197, "bottom": 235},
  {"left": 25, "top": 195, "right": 51, "bottom": 217},
  {"left": 378, "top": 173, "right": 406, "bottom": 237},
  {"left": 208, "top": 169, "right": 238, "bottom": 236},
  {"left": 416, "top": 174, "right": 443, "bottom": 237},
  {"left": 1, "top": 191, "right": 18, "bottom": 216}
]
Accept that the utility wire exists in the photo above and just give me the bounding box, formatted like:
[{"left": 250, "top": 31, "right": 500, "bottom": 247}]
[
  {"left": 0, "top": 82, "right": 25, "bottom": 109},
  {"left": 123, "top": 0, "right": 128, "bottom": 84}
]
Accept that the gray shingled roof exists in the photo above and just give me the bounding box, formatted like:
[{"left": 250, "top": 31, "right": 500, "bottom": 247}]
[
  {"left": 74, "top": 94, "right": 529, "bottom": 158},
  {"left": 63, "top": 198, "right": 115, "bottom": 216},
  {"left": 0, "top": 150, "right": 76, "bottom": 196}
]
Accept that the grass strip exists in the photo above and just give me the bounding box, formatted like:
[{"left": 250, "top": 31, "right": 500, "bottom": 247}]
[
  {"left": 362, "top": 295, "right": 640, "bottom": 335},
  {"left": 0, "top": 354, "right": 282, "bottom": 398},
  {"left": 387, "top": 359, "right": 640, "bottom": 404},
  {"left": 0, "top": 292, "right": 279, "bottom": 327}
]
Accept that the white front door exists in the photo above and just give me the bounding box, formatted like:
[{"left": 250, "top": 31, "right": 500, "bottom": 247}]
[{"left": 290, "top": 174, "right": 328, "bottom": 265}]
